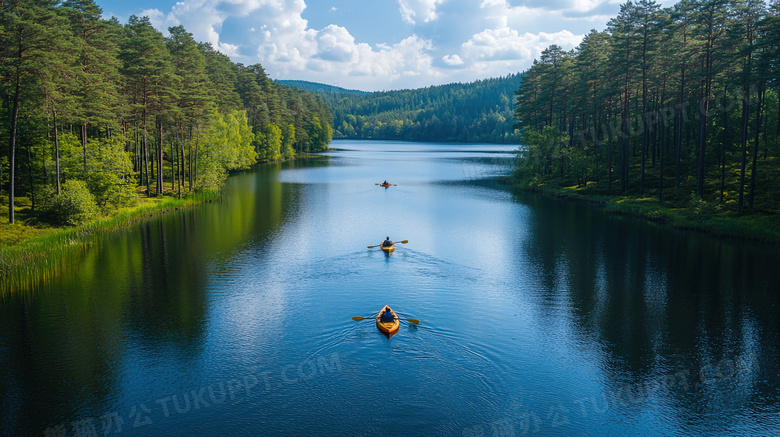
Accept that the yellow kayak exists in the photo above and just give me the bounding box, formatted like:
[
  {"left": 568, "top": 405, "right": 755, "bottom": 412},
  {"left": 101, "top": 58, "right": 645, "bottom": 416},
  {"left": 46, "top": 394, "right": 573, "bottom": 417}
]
[
  {"left": 380, "top": 242, "right": 395, "bottom": 252},
  {"left": 376, "top": 305, "right": 400, "bottom": 337}
]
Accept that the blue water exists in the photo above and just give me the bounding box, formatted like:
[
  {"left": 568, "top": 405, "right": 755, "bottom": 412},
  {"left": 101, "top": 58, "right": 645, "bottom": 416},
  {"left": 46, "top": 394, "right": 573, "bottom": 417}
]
[{"left": 1, "top": 140, "right": 779, "bottom": 436}]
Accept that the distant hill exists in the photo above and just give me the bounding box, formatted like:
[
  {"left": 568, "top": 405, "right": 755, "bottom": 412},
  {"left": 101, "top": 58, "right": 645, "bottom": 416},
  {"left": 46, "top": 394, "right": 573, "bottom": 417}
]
[
  {"left": 276, "top": 80, "right": 369, "bottom": 96},
  {"left": 279, "top": 75, "right": 522, "bottom": 143}
]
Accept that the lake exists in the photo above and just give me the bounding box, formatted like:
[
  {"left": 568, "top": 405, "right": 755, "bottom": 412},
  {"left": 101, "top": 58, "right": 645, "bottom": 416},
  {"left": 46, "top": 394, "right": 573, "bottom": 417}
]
[{"left": 2, "top": 140, "right": 779, "bottom": 436}]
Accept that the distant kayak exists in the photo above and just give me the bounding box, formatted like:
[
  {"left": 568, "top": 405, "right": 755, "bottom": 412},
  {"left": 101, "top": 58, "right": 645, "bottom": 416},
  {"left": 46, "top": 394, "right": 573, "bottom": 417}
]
[
  {"left": 376, "top": 305, "right": 399, "bottom": 337},
  {"left": 379, "top": 182, "right": 391, "bottom": 187},
  {"left": 380, "top": 242, "right": 395, "bottom": 252}
]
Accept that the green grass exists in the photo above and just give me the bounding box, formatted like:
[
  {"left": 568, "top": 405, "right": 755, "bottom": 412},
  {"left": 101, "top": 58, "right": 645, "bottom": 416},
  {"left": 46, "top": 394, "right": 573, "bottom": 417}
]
[{"left": 0, "top": 190, "right": 219, "bottom": 295}]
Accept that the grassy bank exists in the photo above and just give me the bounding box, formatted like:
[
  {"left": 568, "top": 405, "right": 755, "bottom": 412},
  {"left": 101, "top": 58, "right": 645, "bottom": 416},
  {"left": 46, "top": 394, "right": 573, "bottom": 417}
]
[
  {"left": 0, "top": 191, "right": 219, "bottom": 294},
  {"left": 500, "top": 176, "right": 780, "bottom": 244}
]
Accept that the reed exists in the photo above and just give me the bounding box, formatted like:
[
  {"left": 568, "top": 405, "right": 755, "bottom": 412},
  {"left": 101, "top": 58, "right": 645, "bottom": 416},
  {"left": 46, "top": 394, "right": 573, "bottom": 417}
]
[{"left": 0, "top": 191, "right": 219, "bottom": 295}]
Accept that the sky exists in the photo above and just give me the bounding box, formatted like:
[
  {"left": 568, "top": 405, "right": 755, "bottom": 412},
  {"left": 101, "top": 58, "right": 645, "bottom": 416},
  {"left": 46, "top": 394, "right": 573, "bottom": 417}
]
[{"left": 96, "top": 0, "right": 669, "bottom": 92}]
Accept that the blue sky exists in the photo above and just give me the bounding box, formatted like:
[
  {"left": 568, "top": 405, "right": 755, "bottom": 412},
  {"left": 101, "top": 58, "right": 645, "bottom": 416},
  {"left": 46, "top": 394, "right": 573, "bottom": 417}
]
[{"left": 96, "top": 0, "right": 670, "bottom": 92}]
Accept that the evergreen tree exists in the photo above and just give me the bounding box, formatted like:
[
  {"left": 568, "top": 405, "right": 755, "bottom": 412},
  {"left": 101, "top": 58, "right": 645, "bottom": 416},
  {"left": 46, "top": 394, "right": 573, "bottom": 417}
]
[
  {"left": 0, "top": 0, "right": 66, "bottom": 223},
  {"left": 166, "top": 25, "right": 212, "bottom": 194},
  {"left": 61, "top": 0, "right": 120, "bottom": 172}
]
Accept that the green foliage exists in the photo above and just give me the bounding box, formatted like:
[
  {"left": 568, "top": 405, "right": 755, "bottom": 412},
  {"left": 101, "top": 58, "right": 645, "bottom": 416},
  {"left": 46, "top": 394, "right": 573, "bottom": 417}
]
[
  {"left": 45, "top": 133, "right": 136, "bottom": 209},
  {"left": 513, "top": 0, "right": 780, "bottom": 215},
  {"left": 196, "top": 110, "right": 256, "bottom": 190},
  {"left": 282, "top": 124, "right": 296, "bottom": 160},
  {"left": 517, "top": 126, "right": 570, "bottom": 179},
  {"left": 280, "top": 75, "right": 521, "bottom": 144},
  {"left": 86, "top": 172, "right": 136, "bottom": 209},
  {"left": 259, "top": 123, "right": 282, "bottom": 162},
  {"left": 1, "top": 1, "right": 331, "bottom": 223},
  {"left": 40, "top": 179, "right": 99, "bottom": 225},
  {"left": 305, "top": 116, "right": 333, "bottom": 152}
]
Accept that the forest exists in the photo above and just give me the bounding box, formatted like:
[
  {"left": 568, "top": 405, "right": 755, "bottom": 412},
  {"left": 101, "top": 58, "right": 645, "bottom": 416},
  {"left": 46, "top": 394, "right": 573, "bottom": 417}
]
[
  {"left": 281, "top": 75, "right": 521, "bottom": 143},
  {"left": 514, "top": 0, "right": 780, "bottom": 217},
  {"left": 1, "top": 0, "right": 332, "bottom": 226}
]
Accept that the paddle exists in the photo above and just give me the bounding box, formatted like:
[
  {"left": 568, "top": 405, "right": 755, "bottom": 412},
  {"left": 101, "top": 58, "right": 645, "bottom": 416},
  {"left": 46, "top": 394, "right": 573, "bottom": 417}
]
[
  {"left": 367, "top": 240, "right": 408, "bottom": 249},
  {"left": 351, "top": 316, "right": 420, "bottom": 324}
]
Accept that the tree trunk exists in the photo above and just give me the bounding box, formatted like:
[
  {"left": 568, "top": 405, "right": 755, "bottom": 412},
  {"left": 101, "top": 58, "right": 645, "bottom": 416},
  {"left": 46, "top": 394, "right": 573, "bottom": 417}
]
[
  {"left": 143, "top": 107, "right": 151, "bottom": 197},
  {"left": 189, "top": 125, "right": 194, "bottom": 192},
  {"left": 194, "top": 125, "right": 200, "bottom": 186},
  {"left": 82, "top": 122, "right": 88, "bottom": 173},
  {"left": 622, "top": 70, "right": 630, "bottom": 193},
  {"left": 737, "top": 82, "right": 751, "bottom": 214},
  {"left": 748, "top": 86, "right": 764, "bottom": 209},
  {"left": 8, "top": 70, "right": 22, "bottom": 224},
  {"left": 697, "top": 41, "right": 713, "bottom": 198},
  {"left": 640, "top": 39, "right": 649, "bottom": 196},
  {"left": 54, "top": 109, "right": 61, "bottom": 195},
  {"left": 170, "top": 135, "right": 175, "bottom": 192},
  {"left": 675, "top": 29, "right": 687, "bottom": 189},
  {"left": 26, "top": 139, "right": 35, "bottom": 210},
  {"left": 157, "top": 120, "right": 164, "bottom": 195}
]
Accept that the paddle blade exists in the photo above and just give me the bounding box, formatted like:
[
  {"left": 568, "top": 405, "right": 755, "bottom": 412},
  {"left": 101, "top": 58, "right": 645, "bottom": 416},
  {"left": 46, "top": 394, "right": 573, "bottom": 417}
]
[
  {"left": 352, "top": 316, "right": 367, "bottom": 321},
  {"left": 399, "top": 240, "right": 409, "bottom": 244},
  {"left": 367, "top": 245, "right": 378, "bottom": 249},
  {"left": 406, "top": 319, "right": 420, "bottom": 324}
]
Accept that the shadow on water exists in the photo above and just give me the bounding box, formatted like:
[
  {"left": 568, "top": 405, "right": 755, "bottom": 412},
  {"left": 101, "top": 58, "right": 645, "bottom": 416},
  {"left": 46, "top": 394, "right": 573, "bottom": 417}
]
[{"left": 513, "top": 190, "right": 780, "bottom": 430}]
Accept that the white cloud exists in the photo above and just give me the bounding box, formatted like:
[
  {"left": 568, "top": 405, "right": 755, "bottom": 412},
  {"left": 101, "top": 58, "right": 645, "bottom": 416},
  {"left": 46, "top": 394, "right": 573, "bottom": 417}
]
[
  {"left": 398, "top": 0, "right": 445, "bottom": 25},
  {"left": 136, "top": 0, "right": 629, "bottom": 90},
  {"left": 442, "top": 54, "right": 464, "bottom": 66},
  {"left": 141, "top": 8, "right": 180, "bottom": 32},
  {"left": 315, "top": 25, "right": 358, "bottom": 62},
  {"left": 462, "top": 27, "right": 581, "bottom": 61}
]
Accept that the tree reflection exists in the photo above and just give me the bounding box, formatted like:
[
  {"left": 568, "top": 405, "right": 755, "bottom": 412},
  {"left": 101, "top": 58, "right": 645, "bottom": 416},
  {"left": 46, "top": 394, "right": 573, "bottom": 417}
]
[{"left": 519, "top": 192, "right": 780, "bottom": 420}]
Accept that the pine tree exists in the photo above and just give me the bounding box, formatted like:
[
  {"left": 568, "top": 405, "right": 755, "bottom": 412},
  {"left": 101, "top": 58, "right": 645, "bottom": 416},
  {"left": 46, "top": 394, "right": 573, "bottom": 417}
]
[
  {"left": 61, "top": 0, "right": 121, "bottom": 173},
  {"left": 166, "top": 25, "right": 212, "bottom": 194},
  {"left": 1, "top": 0, "right": 65, "bottom": 223},
  {"left": 120, "top": 15, "right": 178, "bottom": 196},
  {"left": 608, "top": 1, "right": 641, "bottom": 193}
]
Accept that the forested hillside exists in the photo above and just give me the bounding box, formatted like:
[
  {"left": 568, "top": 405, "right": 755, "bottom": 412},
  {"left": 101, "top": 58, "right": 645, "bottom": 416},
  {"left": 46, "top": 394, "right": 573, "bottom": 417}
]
[
  {"left": 1, "top": 0, "right": 332, "bottom": 225},
  {"left": 281, "top": 75, "right": 521, "bottom": 143},
  {"left": 514, "top": 0, "right": 780, "bottom": 216}
]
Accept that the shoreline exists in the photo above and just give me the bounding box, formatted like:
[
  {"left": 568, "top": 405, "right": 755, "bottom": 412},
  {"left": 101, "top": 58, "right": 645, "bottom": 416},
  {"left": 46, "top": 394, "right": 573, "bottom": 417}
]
[
  {"left": 0, "top": 191, "right": 220, "bottom": 295},
  {"left": 500, "top": 177, "right": 780, "bottom": 246},
  {"left": 0, "top": 154, "right": 326, "bottom": 296}
]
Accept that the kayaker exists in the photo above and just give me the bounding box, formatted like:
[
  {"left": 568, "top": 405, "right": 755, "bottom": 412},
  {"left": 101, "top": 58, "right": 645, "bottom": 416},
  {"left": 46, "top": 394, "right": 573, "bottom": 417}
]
[
  {"left": 383, "top": 180, "right": 388, "bottom": 185},
  {"left": 380, "top": 308, "right": 394, "bottom": 323},
  {"left": 381, "top": 237, "right": 393, "bottom": 247}
]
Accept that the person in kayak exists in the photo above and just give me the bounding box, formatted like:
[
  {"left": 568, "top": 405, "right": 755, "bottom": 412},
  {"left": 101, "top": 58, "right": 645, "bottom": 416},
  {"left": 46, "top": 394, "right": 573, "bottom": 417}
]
[
  {"left": 383, "top": 180, "right": 387, "bottom": 185},
  {"left": 380, "top": 308, "right": 394, "bottom": 323},
  {"left": 381, "top": 237, "right": 393, "bottom": 247}
]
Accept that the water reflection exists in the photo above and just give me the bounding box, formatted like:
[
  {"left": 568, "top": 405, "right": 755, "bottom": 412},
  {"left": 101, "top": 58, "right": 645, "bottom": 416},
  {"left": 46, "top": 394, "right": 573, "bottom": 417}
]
[
  {"left": 1, "top": 141, "right": 778, "bottom": 436},
  {"left": 519, "top": 191, "right": 780, "bottom": 430}
]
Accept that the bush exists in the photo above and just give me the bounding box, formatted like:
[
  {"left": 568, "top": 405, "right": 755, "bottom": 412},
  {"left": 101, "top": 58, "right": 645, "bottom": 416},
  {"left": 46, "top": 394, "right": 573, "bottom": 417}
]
[
  {"left": 86, "top": 172, "right": 136, "bottom": 209},
  {"left": 39, "top": 180, "right": 99, "bottom": 225}
]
